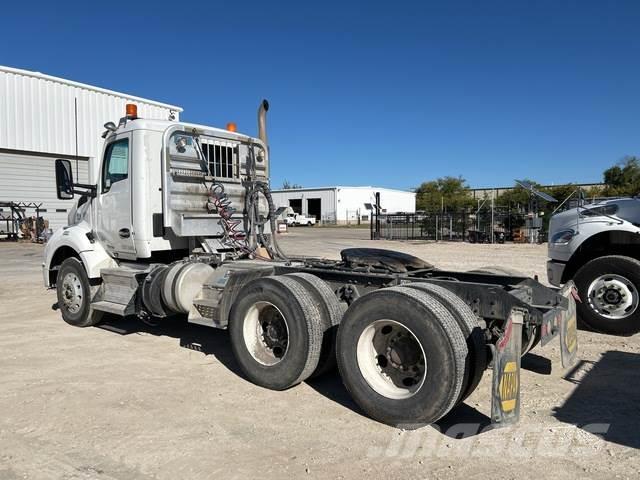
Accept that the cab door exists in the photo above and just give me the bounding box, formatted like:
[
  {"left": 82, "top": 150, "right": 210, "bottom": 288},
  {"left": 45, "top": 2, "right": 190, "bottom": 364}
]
[{"left": 96, "top": 134, "right": 136, "bottom": 259}]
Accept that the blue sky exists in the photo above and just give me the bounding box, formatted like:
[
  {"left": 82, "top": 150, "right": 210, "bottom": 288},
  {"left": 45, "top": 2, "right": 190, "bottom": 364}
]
[{"left": 2, "top": 1, "right": 639, "bottom": 191}]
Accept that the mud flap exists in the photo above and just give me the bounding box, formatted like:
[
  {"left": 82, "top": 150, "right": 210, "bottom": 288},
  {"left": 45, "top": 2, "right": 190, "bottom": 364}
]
[
  {"left": 539, "top": 281, "right": 579, "bottom": 368},
  {"left": 558, "top": 281, "right": 578, "bottom": 368},
  {"left": 490, "top": 308, "right": 524, "bottom": 427}
]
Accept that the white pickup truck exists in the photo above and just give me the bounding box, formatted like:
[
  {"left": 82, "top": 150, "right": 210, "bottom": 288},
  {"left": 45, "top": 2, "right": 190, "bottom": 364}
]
[{"left": 285, "top": 213, "right": 316, "bottom": 226}]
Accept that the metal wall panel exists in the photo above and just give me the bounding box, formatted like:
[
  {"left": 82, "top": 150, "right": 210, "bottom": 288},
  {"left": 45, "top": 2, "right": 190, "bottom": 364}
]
[
  {"left": 0, "top": 66, "right": 182, "bottom": 159},
  {"left": 0, "top": 151, "right": 89, "bottom": 231},
  {"left": 271, "top": 188, "right": 337, "bottom": 221}
]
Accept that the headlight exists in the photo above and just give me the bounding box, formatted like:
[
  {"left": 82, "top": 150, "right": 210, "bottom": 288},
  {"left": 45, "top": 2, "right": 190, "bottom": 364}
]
[{"left": 551, "top": 229, "right": 575, "bottom": 245}]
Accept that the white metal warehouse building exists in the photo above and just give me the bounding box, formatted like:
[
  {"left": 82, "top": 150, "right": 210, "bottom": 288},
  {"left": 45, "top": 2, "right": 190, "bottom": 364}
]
[
  {"left": 0, "top": 65, "right": 182, "bottom": 231},
  {"left": 271, "top": 186, "right": 416, "bottom": 224}
]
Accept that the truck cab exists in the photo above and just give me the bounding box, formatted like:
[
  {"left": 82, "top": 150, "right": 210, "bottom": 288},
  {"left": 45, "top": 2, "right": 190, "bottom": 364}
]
[
  {"left": 547, "top": 197, "right": 640, "bottom": 334},
  {"left": 44, "top": 103, "right": 270, "bottom": 285}
]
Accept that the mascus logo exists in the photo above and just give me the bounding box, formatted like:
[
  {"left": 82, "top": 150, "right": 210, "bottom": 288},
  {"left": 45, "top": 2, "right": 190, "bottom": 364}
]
[{"left": 499, "top": 361, "right": 519, "bottom": 412}]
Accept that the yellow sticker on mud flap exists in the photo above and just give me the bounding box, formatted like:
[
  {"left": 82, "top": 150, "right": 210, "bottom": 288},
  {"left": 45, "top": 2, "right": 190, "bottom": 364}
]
[
  {"left": 499, "top": 361, "right": 519, "bottom": 412},
  {"left": 565, "top": 313, "right": 577, "bottom": 353}
]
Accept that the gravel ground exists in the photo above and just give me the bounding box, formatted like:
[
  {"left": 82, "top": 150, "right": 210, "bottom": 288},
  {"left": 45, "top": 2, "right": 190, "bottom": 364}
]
[{"left": 1, "top": 228, "right": 639, "bottom": 480}]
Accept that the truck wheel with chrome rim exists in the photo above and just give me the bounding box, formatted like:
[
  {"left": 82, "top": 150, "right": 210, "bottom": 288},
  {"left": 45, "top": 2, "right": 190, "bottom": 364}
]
[
  {"left": 229, "top": 276, "right": 324, "bottom": 390},
  {"left": 336, "top": 286, "right": 468, "bottom": 428},
  {"left": 56, "top": 257, "right": 103, "bottom": 327},
  {"left": 574, "top": 255, "right": 640, "bottom": 335}
]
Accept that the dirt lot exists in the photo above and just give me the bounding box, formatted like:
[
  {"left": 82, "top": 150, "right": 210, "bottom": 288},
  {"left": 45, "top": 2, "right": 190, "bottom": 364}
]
[{"left": 1, "top": 228, "right": 639, "bottom": 480}]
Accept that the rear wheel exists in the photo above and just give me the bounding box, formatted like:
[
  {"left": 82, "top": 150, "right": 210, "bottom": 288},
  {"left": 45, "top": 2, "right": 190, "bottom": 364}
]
[
  {"left": 403, "top": 282, "right": 487, "bottom": 403},
  {"left": 574, "top": 255, "right": 640, "bottom": 335},
  {"left": 284, "top": 273, "right": 343, "bottom": 377},
  {"left": 56, "top": 257, "right": 102, "bottom": 327},
  {"left": 336, "top": 286, "right": 467, "bottom": 428},
  {"left": 229, "top": 276, "right": 324, "bottom": 390}
]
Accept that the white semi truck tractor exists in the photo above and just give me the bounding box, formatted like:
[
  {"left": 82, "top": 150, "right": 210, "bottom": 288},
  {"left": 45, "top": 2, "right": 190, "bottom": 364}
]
[{"left": 44, "top": 100, "right": 578, "bottom": 428}]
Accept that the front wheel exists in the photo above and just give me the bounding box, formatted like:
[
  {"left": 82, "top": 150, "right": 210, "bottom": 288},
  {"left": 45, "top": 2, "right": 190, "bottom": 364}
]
[
  {"left": 574, "top": 255, "right": 640, "bottom": 335},
  {"left": 56, "top": 257, "right": 103, "bottom": 327}
]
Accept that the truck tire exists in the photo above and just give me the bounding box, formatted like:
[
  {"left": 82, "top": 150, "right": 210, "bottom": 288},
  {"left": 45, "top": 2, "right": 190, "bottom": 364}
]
[
  {"left": 56, "top": 257, "right": 103, "bottom": 327},
  {"left": 336, "top": 286, "right": 467, "bottom": 428},
  {"left": 573, "top": 255, "right": 640, "bottom": 335},
  {"left": 229, "top": 276, "right": 324, "bottom": 390},
  {"left": 403, "top": 282, "right": 487, "bottom": 403},
  {"left": 285, "top": 273, "right": 343, "bottom": 377}
]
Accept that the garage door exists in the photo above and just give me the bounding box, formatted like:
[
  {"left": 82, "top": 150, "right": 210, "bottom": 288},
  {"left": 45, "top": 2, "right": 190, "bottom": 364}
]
[{"left": 0, "top": 151, "right": 89, "bottom": 233}]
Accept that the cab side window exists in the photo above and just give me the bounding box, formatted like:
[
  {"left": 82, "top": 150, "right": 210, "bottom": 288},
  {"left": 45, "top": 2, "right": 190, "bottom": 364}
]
[{"left": 102, "top": 139, "right": 129, "bottom": 193}]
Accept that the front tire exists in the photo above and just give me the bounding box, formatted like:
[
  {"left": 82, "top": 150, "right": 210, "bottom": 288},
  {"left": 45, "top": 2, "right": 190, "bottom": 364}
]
[
  {"left": 574, "top": 255, "right": 640, "bottom": 335},
  {"left": 56, "top": 257, "right": 103, "bottom": 327}
]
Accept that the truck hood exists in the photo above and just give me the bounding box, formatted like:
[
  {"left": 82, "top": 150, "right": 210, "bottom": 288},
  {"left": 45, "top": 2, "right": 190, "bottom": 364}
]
[{"left": 550, "top": 197, "right": 640, "bottom": 234}]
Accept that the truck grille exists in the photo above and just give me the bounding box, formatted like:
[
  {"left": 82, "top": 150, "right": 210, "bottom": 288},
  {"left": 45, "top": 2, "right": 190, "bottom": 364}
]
[{"left": 201, "top": 142, "right": 238, "bottom": 179}]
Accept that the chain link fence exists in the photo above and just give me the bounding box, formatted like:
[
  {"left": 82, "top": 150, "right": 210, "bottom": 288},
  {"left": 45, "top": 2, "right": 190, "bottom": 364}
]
[{"left": 372, "top": 208, "right": 547, "bottom": 243}]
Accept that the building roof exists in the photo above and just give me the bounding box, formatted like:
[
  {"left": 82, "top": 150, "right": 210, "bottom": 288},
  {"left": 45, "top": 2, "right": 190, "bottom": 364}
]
[
  {"left": 0, "top": 65, "right": 183, "bottom": 112},
  {"left": 272, "top": 186, "right": 415, "bottom": 194}
]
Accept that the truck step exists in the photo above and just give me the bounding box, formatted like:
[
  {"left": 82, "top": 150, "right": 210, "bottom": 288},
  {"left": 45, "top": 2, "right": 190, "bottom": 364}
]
[
  {"left": 91, "top": 300, "right": 132, "bottom": 316},
  {"left": 193, "top": 298, "right": 219, "bottom": 319},
  {"left": 99, "top": 268, "right": 145, "bottom": 309}
]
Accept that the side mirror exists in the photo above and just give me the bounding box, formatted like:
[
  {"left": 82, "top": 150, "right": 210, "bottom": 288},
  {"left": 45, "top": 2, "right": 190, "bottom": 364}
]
[{"left": 55, "top": 159, "right": 74, "bottom": 200}]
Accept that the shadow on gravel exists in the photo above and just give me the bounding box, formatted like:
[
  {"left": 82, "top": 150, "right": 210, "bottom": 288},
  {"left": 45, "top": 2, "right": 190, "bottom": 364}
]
[
  {"left": 306, "top": 373, "right": 363, "bottom": 415},
  {"left": 98, "top": 316, "right": 243, "bottom": 376},
  {"left": 521, "top": 352, "right": 552, "bottom": 375},
  {"left": 554, "top": 350, "right": 640, "bottom": 450},
  {"left": 98, "top": 315, "right": 492, "bottom": 433},
  {"left": 435, "top": 403, "right": 492, "bottom": 438}
]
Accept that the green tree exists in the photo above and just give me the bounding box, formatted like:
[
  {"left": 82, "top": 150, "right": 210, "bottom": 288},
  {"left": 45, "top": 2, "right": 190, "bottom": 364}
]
[
  {"left": 281, "top": 179, "right": 303, "bottom": 189},
  {"left": 415, "top": 176, "right": 474, "bottom": 212},
  {"left": 603, "top": 156, "right": 640, "bottom": 196},
  {"left": 495, "top": 179, "right": 540, "bottom": 211}
]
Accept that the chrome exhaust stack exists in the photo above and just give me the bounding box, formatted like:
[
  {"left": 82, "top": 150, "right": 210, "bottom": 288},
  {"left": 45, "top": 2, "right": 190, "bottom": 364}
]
[{"left": 257, "top": 99, "right": 269, "bottom": 147}]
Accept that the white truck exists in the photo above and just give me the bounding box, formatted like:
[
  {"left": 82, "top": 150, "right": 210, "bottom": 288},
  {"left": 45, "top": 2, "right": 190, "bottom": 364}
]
[
  {"left": 547, "top": 197, "right": 640, "bottom": 335},
  {"left": 285, "top": 212, "right": 316, "bottom": 226},
  {"left": 44, "top": 99, "right": 578, "bottom": 428}
]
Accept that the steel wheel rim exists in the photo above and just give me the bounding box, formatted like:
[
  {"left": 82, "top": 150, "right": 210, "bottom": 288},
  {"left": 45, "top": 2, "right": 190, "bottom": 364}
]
[
  {"left": 587, "top": 274, "right": 639, "bottom": 320},
  {"left": 356, "top": 319, "right": 426, "bottom": 400},
  {"left": 61, "top": 272, "right": 83, "bottom": 314},
  {"left": 242, "top": 301, "right": 289, "bottom": 366}
]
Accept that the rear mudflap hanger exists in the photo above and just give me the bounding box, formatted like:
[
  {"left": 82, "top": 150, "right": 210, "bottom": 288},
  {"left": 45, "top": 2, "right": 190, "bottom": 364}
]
[{"left": 491, "top": 282, "right": 579, "bottom": 427}]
